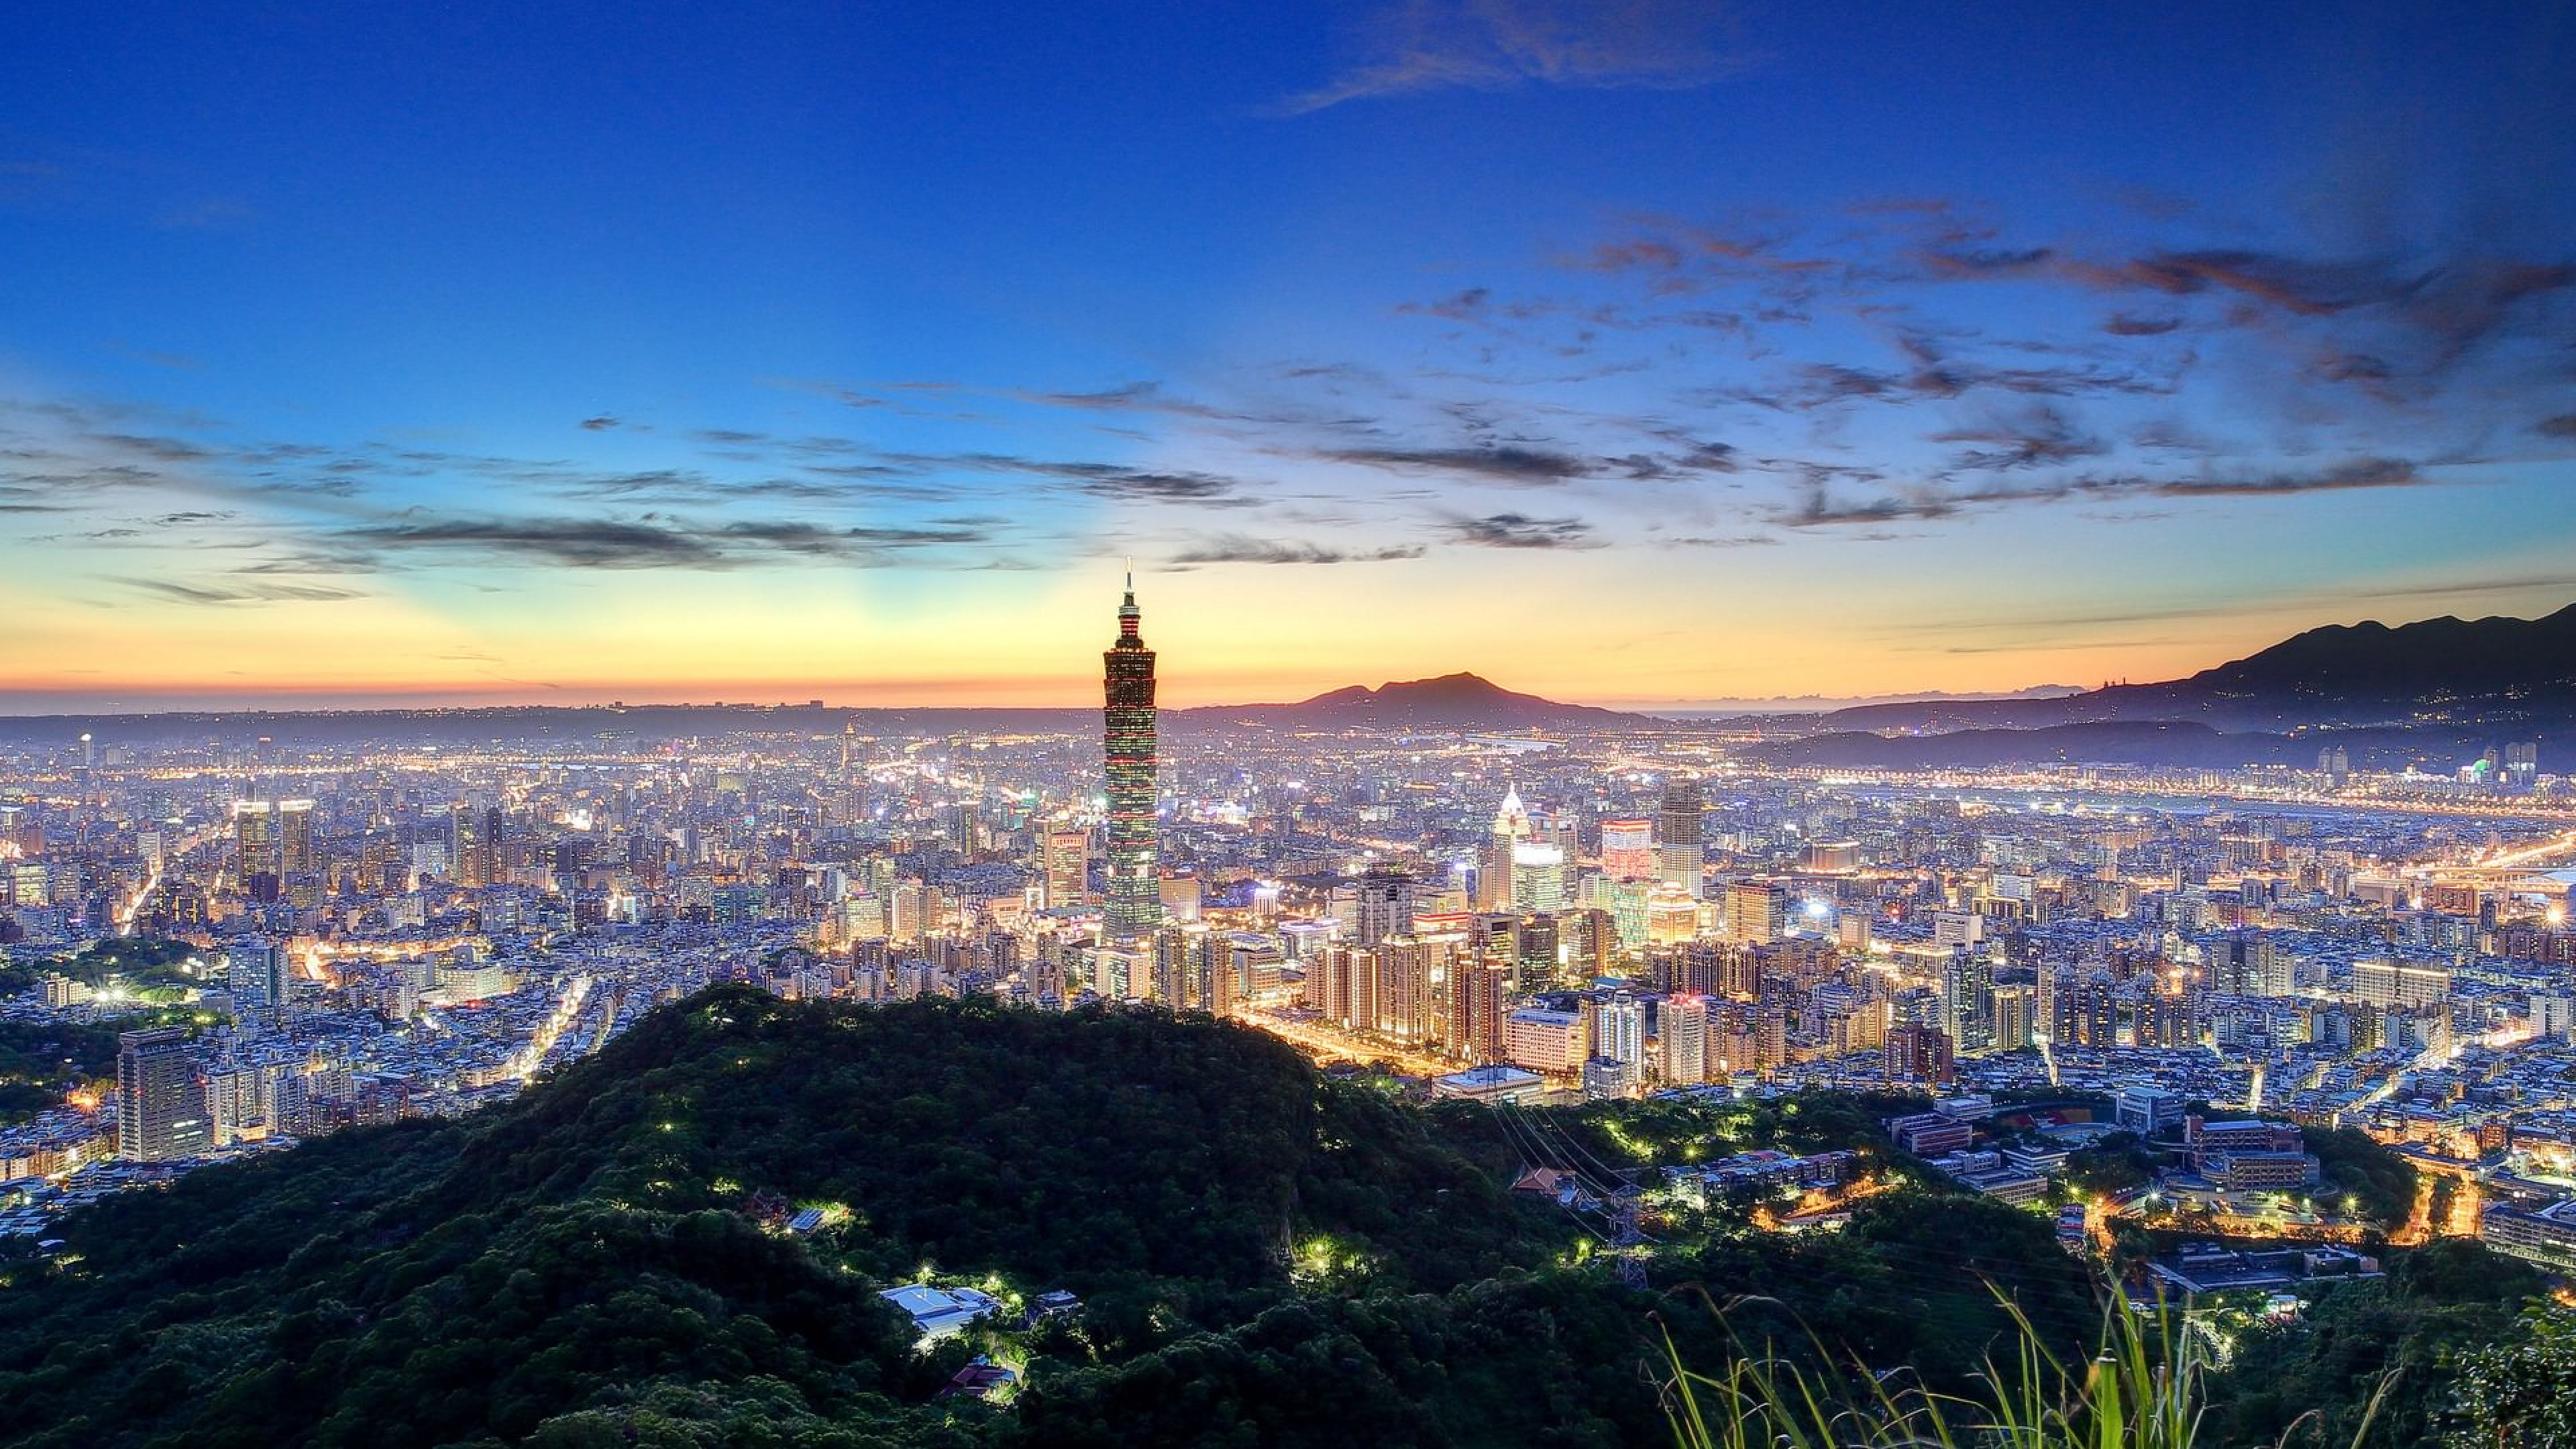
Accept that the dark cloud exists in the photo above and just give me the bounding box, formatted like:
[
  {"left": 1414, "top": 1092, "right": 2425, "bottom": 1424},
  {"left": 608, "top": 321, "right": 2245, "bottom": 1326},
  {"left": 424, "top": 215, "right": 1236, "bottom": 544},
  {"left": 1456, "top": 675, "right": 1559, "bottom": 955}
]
[
  {"left": 1917, "top": 246, "right": 2055, "bottom": 278},
  {"left": 1318, "top": 444, "right": 1593, "bottom": 483},
  {"left": 2312, "top": 351, "right": 2396, "bottom": 388},
  {"left": 341, "top": 517, "right": 731, "bottom": 568},
  {"left": 2149, "top": 456, "right": 2422, "bottom": 498},
  {"left": 1931, "top": 405, "right": 2108, "bottom": 472},
  {"left": 1168, "top": 533, "right": 1426, "bottom": 566},
  {"left": 1445, "top": 512, "right": 1597, "bottom": 548},
  {"left": 953, "top": 455, "right": 1250, "bottom": 505},
  {"left": 2101, "top": 312, "right": 2183, "bottom": 336},
  {"left": 2074, "top": 249, "right": 2412, "bottom": 315},
  {"left": 335, "top": 513, "right": 1000, "bottom": 570},
  {"left": 2536, "top": 415, "right": 2576, "bottom": 438},
  {"left": 718, "top": 520, "right": 991, "bottom": 551},
  {"left": 1706, "top": 348, "right": 2165, "bottom": 412},
  {"left": 579, "top": 415, "right": 621, "bottom": 431}
]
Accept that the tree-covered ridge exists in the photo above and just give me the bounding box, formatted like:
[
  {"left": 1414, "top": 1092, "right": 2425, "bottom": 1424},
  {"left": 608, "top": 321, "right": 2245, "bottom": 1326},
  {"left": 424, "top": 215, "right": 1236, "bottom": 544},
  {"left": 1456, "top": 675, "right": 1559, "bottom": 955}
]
[
  {"left": 0, "top": 987, "right": 2542, "bottom": 1448},
  {"left": 0, "top": 989, "right": 1574, "bottom": 1446}
]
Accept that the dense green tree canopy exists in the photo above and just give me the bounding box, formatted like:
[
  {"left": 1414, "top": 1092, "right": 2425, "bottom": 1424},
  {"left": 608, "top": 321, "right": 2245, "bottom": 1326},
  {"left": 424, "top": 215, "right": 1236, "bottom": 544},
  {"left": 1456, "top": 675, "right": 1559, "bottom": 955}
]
[{"left": 0, "top": 986, "right": 2540, "bottom": 1448}]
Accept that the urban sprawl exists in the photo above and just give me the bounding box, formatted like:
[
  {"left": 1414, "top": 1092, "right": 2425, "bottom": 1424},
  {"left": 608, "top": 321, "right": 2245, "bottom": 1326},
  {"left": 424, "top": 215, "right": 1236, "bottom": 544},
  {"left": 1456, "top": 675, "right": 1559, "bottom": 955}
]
[{"left": 7, "top": 586, "right": 2576, "bottom": 1297}]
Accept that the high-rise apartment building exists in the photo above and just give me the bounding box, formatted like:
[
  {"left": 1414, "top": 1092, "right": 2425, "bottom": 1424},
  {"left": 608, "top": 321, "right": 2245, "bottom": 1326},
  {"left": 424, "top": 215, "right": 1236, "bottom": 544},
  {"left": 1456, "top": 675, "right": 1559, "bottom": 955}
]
[
  {"left": 1595, "top": 992, "right": 1645, "bottom": 1066},
  {"left": 1101, "top": 574, "right": 1161, "bottom": 944},
  {"left": 117, "top": 1027, "right": 209, "bottom": 1162},
  {"left": 1883, "top": 1022, "right": 1955, "bottom": 1085},
  {"left": 1355, "top": 866, "right": 1416, "bottom": 947},
  {"left": 1658, "top": 995, "right": 1709, "bottom": 1085}
]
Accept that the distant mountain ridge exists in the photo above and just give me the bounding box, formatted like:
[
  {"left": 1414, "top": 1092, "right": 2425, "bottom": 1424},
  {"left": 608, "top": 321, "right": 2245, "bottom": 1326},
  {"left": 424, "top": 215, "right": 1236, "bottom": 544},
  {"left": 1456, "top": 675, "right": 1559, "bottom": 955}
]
[
  {"left": 1801, "top": 602, "right": 2576, "bottom": 735},
  {"left": 1179, "top": 672, "right": 1645, "bottom": 730}
]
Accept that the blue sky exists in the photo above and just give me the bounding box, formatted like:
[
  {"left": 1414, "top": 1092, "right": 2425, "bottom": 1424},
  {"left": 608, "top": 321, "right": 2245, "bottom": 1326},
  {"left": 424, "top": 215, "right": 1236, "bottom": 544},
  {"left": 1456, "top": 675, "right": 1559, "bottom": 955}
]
[{"left": 1, "top": 1, "right": 2571, "bottom": 709}]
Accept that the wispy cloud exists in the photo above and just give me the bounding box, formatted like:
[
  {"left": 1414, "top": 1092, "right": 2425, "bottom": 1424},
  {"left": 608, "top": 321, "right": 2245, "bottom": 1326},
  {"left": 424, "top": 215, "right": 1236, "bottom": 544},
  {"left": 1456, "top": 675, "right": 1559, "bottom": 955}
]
[
  {"left": 1446, "top": 511, "right": 1597, "bottom": 547},
  {"left": 1783, "top": 457, "right": 2440, "bottom": 527},
  {"left": 1168, "top": 533, "right": 1427, "bottom": 566},
  {"left": 332, "top": 513, "right": 997, "bottom": 570},
  {"left": 1279, "top": 0, "right": 1747, "bottom": 113},
  {"left": 115, "top": 577, "right": 365, "bottom": 605}
]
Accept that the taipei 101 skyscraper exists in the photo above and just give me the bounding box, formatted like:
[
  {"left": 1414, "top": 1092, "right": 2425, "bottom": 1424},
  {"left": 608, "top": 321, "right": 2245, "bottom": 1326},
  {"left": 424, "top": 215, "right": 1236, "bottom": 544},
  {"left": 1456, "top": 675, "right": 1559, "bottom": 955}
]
[{"left": 1102, "top": 572, "right": 1162, "bottom": 943}]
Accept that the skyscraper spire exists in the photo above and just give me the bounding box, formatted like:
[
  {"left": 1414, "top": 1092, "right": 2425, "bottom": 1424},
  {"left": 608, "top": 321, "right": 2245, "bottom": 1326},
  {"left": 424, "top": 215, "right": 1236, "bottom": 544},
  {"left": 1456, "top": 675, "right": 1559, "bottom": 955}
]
[{"left": 1102, "top": 572, "right": 1161, "bottom": 945}]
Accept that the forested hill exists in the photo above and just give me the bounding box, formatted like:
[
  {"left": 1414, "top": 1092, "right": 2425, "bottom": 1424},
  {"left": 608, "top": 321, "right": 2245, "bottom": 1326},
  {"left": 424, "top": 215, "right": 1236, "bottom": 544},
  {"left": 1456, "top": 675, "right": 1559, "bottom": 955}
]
[{"left": 0, "top": 987, "right": 2132, "bottom": 1449}]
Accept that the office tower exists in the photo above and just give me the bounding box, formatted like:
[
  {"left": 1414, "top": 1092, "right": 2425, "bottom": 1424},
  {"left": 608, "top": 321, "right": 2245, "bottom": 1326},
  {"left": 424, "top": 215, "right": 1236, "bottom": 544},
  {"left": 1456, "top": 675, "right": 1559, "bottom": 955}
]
[
  {"left": 2318, "top": 745, "right": 2351, "bottom": 788},
  {"left": 484, "top": 804, "right": 508, "bottom": 877},
  {"left": 1656, "top": 778, "right": 1703, "bottom": 894},
  {"left": 1509, "top": 842, "right": 1566, "bottom": 913},
  {"left": 2506, "top": 741, "right": 2539, "bottom": 790},
  {"left": 1659, "top": 995, "right": 1709, "bottom": 1085},
  {"left": 1943, "top": 948, "right": 1995, "bottom": 1051},
  {"left": 1040, "top": 828, "right": 1089, "bottom": 910},
  {"left": 1514, "top": 912, "right": 1561, "bottom": 987},
  {"left": 1725, "top": 879, "right": 1785, "bottom": 944},
  {"left": 1477, "top": 784, "right": 1527, "bottom": 910},
  {"left": 1600, "top": 818, "right": 1654, "bottom": 881},
  {"left": 117, "top": 1027, "right": 209, "bottom": 1161},
  {"left": 1101, "top": 574, "right": 1162, "bottom": 944},
  {"left": 1356, "top": 865, "right": 1417, "bottom": 946},
  {"left": 278, "top": 799, "right": 316, "bottom": 875},
  {"left": 232, "top": 801, "right": 276, "bottom": 883}
]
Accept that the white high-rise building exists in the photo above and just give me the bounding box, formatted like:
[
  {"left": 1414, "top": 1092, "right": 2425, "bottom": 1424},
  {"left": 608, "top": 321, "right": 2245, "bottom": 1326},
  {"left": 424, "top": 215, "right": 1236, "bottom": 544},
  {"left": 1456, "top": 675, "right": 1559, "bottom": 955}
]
[
  {"left": 1658, "top": 996, "right": 1709, "bottom": 1085},
  {"left": 1597, "top": 993, "right": 1646, "bottom": 1066}
]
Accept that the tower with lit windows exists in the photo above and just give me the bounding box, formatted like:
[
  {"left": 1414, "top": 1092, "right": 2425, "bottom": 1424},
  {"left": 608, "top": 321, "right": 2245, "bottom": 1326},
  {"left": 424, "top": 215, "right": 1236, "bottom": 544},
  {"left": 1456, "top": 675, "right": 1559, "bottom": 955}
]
[{"left": 1102, "top": 573, "right": 1162, "bottom": 943}]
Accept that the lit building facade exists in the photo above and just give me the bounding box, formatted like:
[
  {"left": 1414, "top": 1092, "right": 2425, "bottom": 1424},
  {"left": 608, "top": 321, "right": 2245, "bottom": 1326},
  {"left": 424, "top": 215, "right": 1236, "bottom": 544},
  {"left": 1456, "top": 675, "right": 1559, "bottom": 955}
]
[{"left": 1101, "top": 576, "right": 1161, "bottom": 944}]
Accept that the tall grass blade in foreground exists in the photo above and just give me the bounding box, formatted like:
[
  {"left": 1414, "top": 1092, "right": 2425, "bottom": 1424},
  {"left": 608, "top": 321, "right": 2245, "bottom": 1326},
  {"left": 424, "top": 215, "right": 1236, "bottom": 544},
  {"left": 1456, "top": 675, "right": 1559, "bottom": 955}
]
[{"left": 1664, "top": 1291, "right": 2394, "bottom": 1449}]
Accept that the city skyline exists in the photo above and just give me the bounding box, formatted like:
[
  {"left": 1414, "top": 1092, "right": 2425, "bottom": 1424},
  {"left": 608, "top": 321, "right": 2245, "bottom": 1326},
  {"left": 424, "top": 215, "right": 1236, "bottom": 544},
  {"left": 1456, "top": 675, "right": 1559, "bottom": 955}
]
[
  {"left": 5, "top": 3, "right": 2574, "bottom": 712},
  {"left": 11, "top": 9, "right": 2576, "bottom": 1446}
]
